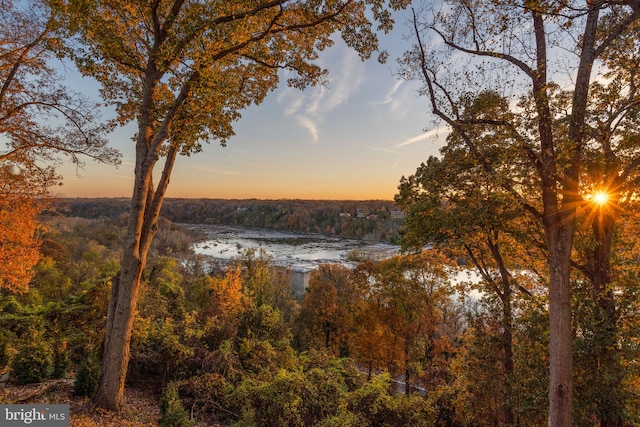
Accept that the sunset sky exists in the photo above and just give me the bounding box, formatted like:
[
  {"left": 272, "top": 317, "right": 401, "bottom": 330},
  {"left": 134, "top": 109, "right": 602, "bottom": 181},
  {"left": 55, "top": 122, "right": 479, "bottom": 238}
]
[{"left": 55, "top": 11, "right": 448, "bottom": 201}]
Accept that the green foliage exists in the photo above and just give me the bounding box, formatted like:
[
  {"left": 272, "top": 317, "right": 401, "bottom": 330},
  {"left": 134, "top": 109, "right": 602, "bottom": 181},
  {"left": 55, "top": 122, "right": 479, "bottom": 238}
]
[
  {"left": 159, "top": 382, "right": 194, "bottom": 427},
  {"left": 73, "top": 358, "right": 100, "bottom": 398},
  {"left": 129, "top": 316, "right": 195, "bottom": 387},
  {"left": 51, "top": 341, "right": 70, "bottom": 379},
  {"left": 511, "top": 299, "right": 549, "bottom": 425},
  {"left": 140, "top": 256, "right": 186, "bottom": 320},
  {"left": 217, "top": 363, "right": 437, "bottom": 427},
  {"left": 0, "top": 300, "right": 43, "bottom": 339},
  {"left": 343, "top": 373, "right": 437, "bottom": 427},
  {"left": 0, "top": 333, "right": 9, "bottom": 369},
  {"left": 345, "top": 373, "right": 395, "bottom": 424},
  {"left": 0, "top": 296, "right": 24, "bottom": 314},
  {"left": 450, "top": 318, "right": 506, "bottom": 426},
  {"left": 315, "top": 410, "right": 363, "bottom": 427},
  {"left": 246, "top": 369, "right": 307, "bottom": 427},
  {"left": 11, "top": 335, "right": 54, "bottom": 385},
  {"left": 179, "top": 373, "right": 236, "bottom": 425},
  {"left": 235, "top": 304, "right": 296, "bottom": 378},
  {"left": 238, "top": 249, "right": 297, "bottom": 318},
  {"left": 51, "top": 279, "right": 112, "bottom": 366}
]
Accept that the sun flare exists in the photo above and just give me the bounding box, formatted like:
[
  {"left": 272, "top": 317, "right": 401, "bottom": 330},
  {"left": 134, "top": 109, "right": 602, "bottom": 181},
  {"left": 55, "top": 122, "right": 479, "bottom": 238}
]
[{"left": 591, "top": 191, "right": 609, "bottom": 206}]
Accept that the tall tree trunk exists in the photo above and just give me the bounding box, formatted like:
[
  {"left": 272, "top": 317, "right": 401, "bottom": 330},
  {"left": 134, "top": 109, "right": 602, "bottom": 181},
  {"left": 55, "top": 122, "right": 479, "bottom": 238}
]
[
  {"left": 94, "top": 153, "right": 156, "bottom": 409},
  {"left": 530, "top": 6, "right": 576, "bottom": 423},
  {"left": 404, "top": 342, "right": 411, "bottom": 395},
  {"left": 487, "top": 239, "right": 516, "bottom": 425},
  {"left": 502, "top": 288, "right": 515, "bottom": 425},
  {"left": 94, "top": 249, "right": 146, "bottom": 409},
  {"left": 94, "top": 130, "right": 178, "bottom": 409},
  {"left": 534, "top": 2, "right": 600, "bottom": 422},
  {"left": 592, "top": 204, "right": 623, "bottom": 427},
  {"left": 546, "top": 228, "right": 574, "bottom": 427}
]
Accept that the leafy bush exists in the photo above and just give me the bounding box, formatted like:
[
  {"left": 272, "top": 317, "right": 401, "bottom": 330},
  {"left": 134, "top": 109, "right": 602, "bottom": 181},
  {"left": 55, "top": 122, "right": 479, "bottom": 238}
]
[
  {"left": 0, "top": 333, "right": 9, "bottom": 369},
  {"left": 342, "top": 374, "right": 438, "bottom": 427},
  {"left": 73, "top": 358, "right": 100, "bottom": 397},
  {"left": 11, "top": 339, "right": 54, "bottom": 385},
  {"left": 246, "top": 369, "right": 307, "bottom": 427},
  {"left": 52, "top": 341, "right": 70, "bottom": 379},
  {"left": 179, "top": 373, "right": 235, "bottom": 425},
  {"left": 0, "top": 296, "right": 23, "bottom": 314},
  {"left": 159, "top": 382, "right": 194, "bottom": 427}
]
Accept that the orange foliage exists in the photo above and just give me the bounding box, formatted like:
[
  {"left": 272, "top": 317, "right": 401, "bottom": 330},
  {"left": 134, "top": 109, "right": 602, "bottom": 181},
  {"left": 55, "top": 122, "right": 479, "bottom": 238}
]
[
  {"left": 353, "top": 303, "right": 403, "bottom": 376},
  {"left": 0, "top": 194, "right": 42, "bottom": 293},
  {"left": 205, "top": 265, "right": 246, "bottom": 318}
]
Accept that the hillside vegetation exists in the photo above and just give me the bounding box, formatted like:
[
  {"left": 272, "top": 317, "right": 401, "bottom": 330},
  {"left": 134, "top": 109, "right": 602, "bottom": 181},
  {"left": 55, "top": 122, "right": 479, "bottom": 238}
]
[
  {"left": 52, "top": 198, "right": 403, "bottom": 243},
  {"left": 2, "top": 212, "right": 638, "bottom": 425}
]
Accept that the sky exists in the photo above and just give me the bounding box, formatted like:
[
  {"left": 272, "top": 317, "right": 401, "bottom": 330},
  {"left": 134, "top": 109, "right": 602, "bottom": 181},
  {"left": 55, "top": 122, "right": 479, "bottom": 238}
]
[{"left": 54, "top": 10, "right": 449, "bottom": 201}]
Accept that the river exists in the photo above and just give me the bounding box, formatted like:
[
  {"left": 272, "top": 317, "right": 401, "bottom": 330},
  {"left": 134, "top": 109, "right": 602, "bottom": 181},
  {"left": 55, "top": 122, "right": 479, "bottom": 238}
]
[{"left": 185, "top": 224, "right": 401, "bottom": 271}]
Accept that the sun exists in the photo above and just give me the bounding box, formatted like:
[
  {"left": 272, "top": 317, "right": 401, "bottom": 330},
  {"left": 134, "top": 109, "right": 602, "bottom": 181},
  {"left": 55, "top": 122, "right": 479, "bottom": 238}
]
[{"left": 591, "top": 191, "right": 609, "bottom": 206}]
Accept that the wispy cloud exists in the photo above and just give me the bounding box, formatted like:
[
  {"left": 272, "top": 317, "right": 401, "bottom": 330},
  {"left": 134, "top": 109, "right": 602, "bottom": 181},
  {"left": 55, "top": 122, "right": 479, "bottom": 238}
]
[
  {"left": 366, "top": 127, "right": 448, "bottom": 170},
  {"left": 372, "top": 80, "right": 404, "bottom": 109},
  {"left": 282, "top": 94, "right": 304, "bottom": 116},
  {"left": 308, "top": 52, "right": 363, "bottom": 116},
  {"left": 390, "top": 127, "right": 446, "bottom": 151},
  {"left": 296, "top": 116, "right": 320, "bottom": 143},
  {"left": 277, "top": 43, "right": 364, "bottom": 142},
  {"left": 370, "top": 78, "right": 423, "bottom": 119}
]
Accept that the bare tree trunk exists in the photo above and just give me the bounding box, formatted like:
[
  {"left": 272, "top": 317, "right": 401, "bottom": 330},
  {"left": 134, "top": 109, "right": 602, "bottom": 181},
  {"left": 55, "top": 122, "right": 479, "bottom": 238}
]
[
  {"left": 546, "top": 231, "right": 574, "bottom": 427},
  {"left": 546, "top": 5, "right": 601, "bottom": 424},
  {"left": 94, "top": 163, "right": 155, "bottom": 409},
  {"left": 530, "top": 6, "right": 576, "bottom": 423},
  {"left": 93, "top": 254, "right": 145, "bottom": 409},
  {"left": 94, "top": 133, "right": 178, "bottom": 409}
]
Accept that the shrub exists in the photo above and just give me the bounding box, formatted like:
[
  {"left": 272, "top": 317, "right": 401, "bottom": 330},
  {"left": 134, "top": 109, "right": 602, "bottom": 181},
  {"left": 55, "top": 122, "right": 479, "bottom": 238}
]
[
  {"left": 179, "top": 373, "right": 234, "bottom": 425},
  {"left": 73, "top": 358, "right": 100, "bottom": 397},
  {"left": 159, "top": 382, "right": 194, "bottom": 427},
  {"left": 0, "top": 334, "right": 9, "bottom": 369},
  {"left": 345, "top": 373, "right": 396, "bottom": 425},
  {"left": 249, "top": 369, "right": 307, "bottom": 427},
  {"left": 11, "top": 339, "right": 54, "bottom": 385},
  {"left": 52, "top": 341, "right": 70, "bottom": 379}
]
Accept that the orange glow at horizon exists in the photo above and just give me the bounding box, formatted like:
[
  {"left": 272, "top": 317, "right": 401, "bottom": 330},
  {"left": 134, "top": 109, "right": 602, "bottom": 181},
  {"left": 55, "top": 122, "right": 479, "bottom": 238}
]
[{"left": 55, "top": 169, "right": 397, "bottom": 201}]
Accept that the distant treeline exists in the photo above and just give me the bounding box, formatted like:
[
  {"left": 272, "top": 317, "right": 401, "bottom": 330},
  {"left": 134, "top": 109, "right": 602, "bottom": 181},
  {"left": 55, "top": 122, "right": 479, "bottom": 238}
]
[{"left": 50, "top": 198, "right": 404, "bottom": 243}]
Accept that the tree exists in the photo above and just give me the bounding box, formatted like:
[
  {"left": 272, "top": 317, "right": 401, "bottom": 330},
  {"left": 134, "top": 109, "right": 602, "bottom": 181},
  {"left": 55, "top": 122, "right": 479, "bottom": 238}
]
[
  {"left": 298, "top": 264, "right": 356, "bottom": 354},
  {"left": 51, "top": 0, "right": 409, "bottom": 409},
  {"left": 0, "top": 171, "right": 43, "bottom": 293},
  {"left": 235, "top": 248, "right": 298, "bottom": 322},
  {"left": 387, "top": 253, "right": 456, "bottom": 395},
  {"left": 402, "top": 1, "right": 640, "bottom": 424},
  {"left": 1, "top": 0, "right": 119, "bottom": 176},
  {"left": 0, "top": 0, "right": 119, "bottom": 293},
  {"left": 567, "top": 18, "right": 640, "bottom": 424},
  {"left": 395, "top": 91, "right": 548, "bottom": 423},
  {"left": 352, "top": 253, "right": 457, "bottom": 394}
]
